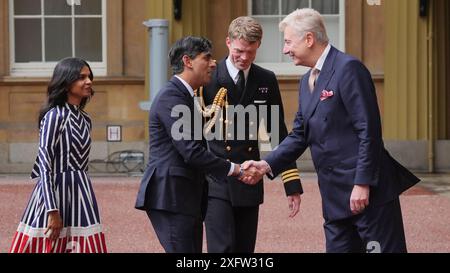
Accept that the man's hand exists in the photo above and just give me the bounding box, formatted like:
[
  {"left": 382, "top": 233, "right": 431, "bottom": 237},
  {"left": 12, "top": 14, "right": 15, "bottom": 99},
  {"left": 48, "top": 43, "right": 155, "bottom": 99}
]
[
  {"left": 350, "top": 185, "right": 370, "bottom": 215},
  {"left": 233, "top": 163, "right": 264, "bottom": 185},
  {"left": 239, "top": 160, "right": 271, "bottom": 185},
  {"left": 45, "top": 211, "right": 63, "bottom": 241},
  {"left": 287, "top": 193, "right": 301, "bottom": 218}
]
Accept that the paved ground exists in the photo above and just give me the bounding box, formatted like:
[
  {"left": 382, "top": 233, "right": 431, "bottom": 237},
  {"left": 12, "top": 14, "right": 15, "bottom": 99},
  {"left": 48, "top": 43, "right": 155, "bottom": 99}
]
[{"left": 1, "top": 172, "right": 450, "bottom": 253}]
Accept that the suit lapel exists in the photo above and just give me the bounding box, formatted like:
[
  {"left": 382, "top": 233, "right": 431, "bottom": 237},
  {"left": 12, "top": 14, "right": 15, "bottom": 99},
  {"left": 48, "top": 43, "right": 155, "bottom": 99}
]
[
  {"left": 171, "top": 76, "right": 207, "bottom": 144},
  {"left": 300, "top": 75, "right": 311, "bottom": 115},
  {"left": 217, "top": 60, "right": 239, "bottom": 103},
  {"left": 302, "top": 47, "right": 337, "bottom": 123},
  {"left": 170, "top": 76, "right": 194, "bottom": 107}
]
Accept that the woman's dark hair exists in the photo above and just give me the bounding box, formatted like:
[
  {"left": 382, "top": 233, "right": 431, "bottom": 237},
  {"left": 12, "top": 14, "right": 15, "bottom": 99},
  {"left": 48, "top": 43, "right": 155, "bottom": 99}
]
[
  {"left": 38, "top": 57, "right": 94, "bottom": 126},
  {"left": 169, "top": 36, "right": 212, "bottom": 75}
]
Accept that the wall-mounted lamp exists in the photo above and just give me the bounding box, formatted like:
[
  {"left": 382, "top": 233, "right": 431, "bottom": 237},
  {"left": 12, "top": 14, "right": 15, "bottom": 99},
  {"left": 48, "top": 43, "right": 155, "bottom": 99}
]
[
  {"left": 419, "top": 0, "right": 428, "bottom": 17},
  {"left": 174, "top": 0, "right": 182, "bottom": 21}
]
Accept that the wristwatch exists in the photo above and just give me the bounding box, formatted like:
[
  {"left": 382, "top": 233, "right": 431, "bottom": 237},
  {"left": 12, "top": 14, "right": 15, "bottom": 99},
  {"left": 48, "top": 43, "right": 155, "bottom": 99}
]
[{"left": 237, "top": 166, "right": 244, "bottom": 179}]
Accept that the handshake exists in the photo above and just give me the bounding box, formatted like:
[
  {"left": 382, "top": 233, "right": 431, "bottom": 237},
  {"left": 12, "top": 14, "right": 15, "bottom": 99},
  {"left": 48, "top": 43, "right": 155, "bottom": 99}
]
[{"left": 232, "top": 160, "right": 272, "bottom": 185}]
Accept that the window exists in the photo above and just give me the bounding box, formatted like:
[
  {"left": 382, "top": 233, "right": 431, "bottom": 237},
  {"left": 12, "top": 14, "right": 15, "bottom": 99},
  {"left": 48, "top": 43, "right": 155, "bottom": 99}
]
[
  {"left": 9, "top": 0, "right": 106, "bottom": 76},
  {"left": 249, "top": 0, "right": 345, "bottom": 75}
]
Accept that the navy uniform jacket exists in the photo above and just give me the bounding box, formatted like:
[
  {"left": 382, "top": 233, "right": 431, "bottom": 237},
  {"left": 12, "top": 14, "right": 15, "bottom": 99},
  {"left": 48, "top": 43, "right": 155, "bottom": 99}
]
[
  {"left": 203, "top": 59, "right": 303, "bottom": 207},
  {"left": 265, "top": 46, "right": 420, "bottom": 221},
  {"left": 135, "top": 77, "right": 231, "bottom": 217}
]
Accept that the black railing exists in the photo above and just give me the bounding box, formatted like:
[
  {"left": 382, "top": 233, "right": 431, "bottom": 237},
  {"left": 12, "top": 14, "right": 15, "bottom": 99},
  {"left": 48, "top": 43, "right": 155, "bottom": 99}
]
[{"left": 89, "top": 150, "right": 145, "bottom": 174}]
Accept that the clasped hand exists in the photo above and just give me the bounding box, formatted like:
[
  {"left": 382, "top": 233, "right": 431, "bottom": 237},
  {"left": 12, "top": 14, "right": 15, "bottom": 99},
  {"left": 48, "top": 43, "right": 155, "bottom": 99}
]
[{"left": 238, "top": 160, "right": 270, "bottom": 185}]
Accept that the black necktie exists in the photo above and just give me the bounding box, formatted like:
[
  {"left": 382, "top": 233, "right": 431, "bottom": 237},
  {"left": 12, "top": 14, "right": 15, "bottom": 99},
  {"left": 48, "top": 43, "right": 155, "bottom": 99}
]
[{"left": 236, "top": 70, "right": 245, "bottom": 100}]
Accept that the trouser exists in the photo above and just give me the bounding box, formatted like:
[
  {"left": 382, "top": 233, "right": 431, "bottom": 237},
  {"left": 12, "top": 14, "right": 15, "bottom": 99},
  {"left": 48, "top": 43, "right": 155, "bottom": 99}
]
[
  {"left": 324, "top": 198, "right": 407, "bottom": 253},
  {"left": 147, "top": 209, "right": 203, "bottom": 253},
  {"left": 205, "top": 197, "right": 259, "bottom": 253}
]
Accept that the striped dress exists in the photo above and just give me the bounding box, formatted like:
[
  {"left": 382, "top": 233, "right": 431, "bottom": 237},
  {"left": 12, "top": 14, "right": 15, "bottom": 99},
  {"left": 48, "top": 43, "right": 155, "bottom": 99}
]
[{"left": 10, "top": 103, "right": 107, "bottom": 253}]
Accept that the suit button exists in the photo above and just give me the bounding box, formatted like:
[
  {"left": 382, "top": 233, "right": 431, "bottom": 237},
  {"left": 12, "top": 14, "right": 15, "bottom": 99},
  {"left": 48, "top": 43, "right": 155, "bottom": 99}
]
[
  {"left": 226, "top": 146, "right": 232, "bottom": 152},
  {"left": 248, "top": 147, "right": 253, "bottom": 152}
]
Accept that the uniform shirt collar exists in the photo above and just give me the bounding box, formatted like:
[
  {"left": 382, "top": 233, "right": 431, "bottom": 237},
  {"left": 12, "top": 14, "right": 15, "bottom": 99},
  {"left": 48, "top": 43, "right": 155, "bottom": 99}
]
[
  {"left": 226, "top": 57, "right": 250, "bottom": 84},
  {"left": 174, "top": 75, "right": 195, "bottom": 97}
]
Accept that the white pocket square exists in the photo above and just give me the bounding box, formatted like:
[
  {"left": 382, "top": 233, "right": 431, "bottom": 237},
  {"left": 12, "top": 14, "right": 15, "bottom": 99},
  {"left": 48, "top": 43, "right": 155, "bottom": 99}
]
[{"left": 254, "top": 100, "right": 267, "bottom": 104}]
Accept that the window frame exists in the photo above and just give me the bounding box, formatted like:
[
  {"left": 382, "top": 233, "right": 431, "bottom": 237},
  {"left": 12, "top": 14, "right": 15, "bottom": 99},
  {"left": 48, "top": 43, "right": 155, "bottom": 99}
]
[
  {"left": 248, "top": 0, "right": 346, "bottom": 75},
  {"left": 8, "top": 0, "right": 107, "bottom": 77}
]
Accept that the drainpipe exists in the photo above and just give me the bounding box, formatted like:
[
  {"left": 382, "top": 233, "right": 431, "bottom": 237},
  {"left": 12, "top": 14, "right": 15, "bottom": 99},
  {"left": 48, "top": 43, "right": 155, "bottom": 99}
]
[{"left": 140, "top": 19, "right": 169, "bottom": 111}]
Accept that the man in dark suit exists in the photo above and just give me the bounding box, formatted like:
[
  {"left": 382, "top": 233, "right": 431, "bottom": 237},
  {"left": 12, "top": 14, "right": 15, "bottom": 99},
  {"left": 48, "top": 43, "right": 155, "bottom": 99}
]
[
  {"left": 243, "top": 9, "right": 420, "bottom": 253},
  {"left": 135, "top": 36, "right": 255, "bottom": 253},
  {"left": 202, "top": 17, "right": 303, "bottom": 253}
]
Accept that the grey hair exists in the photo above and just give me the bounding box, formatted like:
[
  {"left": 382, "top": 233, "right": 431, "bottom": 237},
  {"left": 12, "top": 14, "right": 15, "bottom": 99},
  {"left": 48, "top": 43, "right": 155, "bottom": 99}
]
[{"left": 279, "top": 8, "right": 329, "bottom": 44}]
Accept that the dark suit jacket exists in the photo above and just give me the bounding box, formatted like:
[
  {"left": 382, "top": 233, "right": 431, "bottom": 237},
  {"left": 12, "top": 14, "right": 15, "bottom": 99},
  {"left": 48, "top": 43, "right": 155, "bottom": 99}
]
[
  {"left": 203, "top": 58, "right": 303, "bottom": 207},
  {"left": 265, "top": 46, "right": 420, "bottom": 221},
  {"left": 135, "top": 76, "right": 231, "bottom": 217}
]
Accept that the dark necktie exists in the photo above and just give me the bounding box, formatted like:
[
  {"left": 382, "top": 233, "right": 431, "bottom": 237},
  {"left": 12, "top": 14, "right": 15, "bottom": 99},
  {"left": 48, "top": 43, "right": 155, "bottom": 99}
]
[{"left": 236, "top": 70, "right": 245, "bottom": 100}]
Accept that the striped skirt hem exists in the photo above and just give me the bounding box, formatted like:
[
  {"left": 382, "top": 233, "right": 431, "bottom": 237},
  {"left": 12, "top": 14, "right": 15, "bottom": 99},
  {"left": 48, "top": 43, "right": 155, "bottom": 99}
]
[{"left": 10, "top": 223, "right": 107, "bottom": 253}]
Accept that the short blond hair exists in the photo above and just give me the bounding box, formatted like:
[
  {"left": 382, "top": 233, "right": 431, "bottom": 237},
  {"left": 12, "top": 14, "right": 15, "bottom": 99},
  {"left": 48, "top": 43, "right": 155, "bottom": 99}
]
[
  {"left": 279, "top": 8, "right": 329, "bottom": 44},
  {"left": 228, "top": 16, "right": 263, "bottom": 43}
]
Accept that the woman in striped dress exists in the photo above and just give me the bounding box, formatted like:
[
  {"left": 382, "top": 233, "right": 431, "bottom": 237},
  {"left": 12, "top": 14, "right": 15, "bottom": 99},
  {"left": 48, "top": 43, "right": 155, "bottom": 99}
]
[{"left": 10, "top": 57, "right": 107, "bottom": 253}]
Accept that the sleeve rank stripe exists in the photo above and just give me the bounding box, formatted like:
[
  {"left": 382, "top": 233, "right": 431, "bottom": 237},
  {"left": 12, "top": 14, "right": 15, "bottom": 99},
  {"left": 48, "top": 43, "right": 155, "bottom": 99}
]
[
  {"left": 281, "top": 169, "right": 298, "bottom": 177},
  {"left": 283, "top": 176, "right": 301, "bottom": 183},
  {"left": 282, "top": 173, "right": 300, "bottom": 180},
  {"left": 282, "top": 173, "right": 300, "bottom": 181}
]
